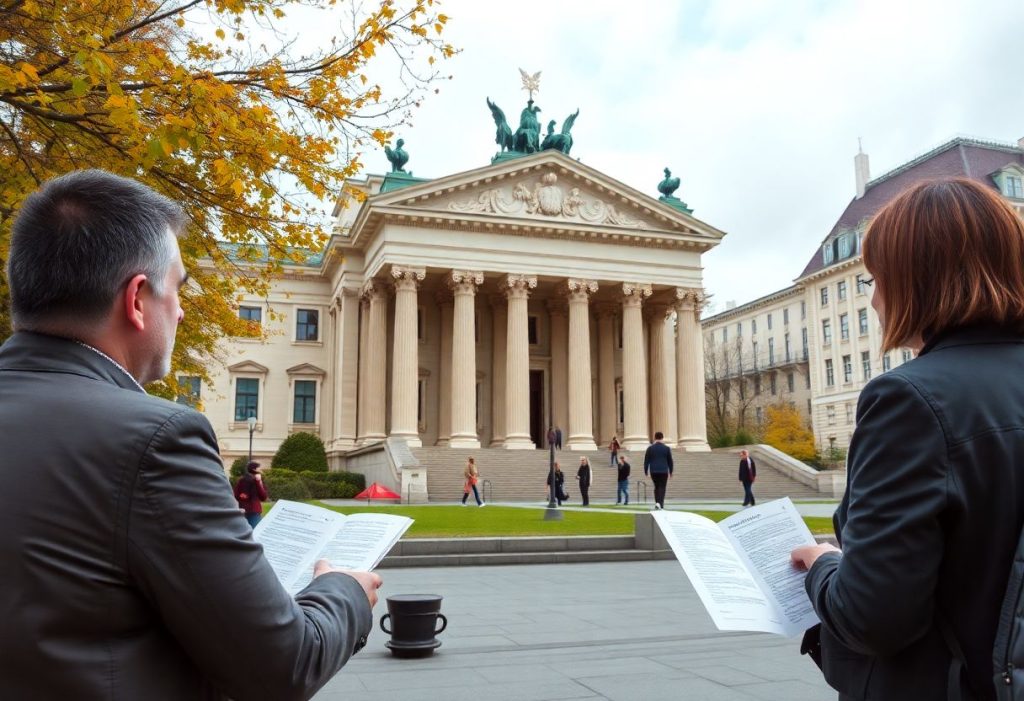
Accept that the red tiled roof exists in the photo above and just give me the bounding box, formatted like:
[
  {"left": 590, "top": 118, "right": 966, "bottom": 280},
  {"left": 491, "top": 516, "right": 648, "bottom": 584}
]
[{"left": 797, "top": 139, "right": 1024, "bottom": 280}]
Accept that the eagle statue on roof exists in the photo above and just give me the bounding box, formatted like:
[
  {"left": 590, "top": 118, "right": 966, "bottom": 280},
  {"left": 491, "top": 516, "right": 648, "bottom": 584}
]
[{"left": 384, "top": 138, "right": 409, "bottom": 173}]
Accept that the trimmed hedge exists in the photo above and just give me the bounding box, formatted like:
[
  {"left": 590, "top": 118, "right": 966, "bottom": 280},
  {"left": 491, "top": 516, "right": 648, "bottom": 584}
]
[
  {"left": 262, "top": 468, "right": 311, "bottom": 501},
  {"left": 298, "top": 470, "right": 365, "bottom": 491},
  {"left": 263, "top": 468, "right": 364, "bottom": 500},
  {"left": 272, "top": 432, "right": 328, "bottom": 472}
]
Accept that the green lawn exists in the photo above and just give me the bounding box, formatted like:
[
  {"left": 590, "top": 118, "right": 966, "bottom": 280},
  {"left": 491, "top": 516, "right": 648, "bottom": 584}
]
[{"left": 261, "top": 502, "right": 836, "bottom": 538}]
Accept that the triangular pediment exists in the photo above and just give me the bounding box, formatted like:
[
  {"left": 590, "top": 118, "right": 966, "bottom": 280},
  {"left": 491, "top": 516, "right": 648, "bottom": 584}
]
[
  {"left": 286, "top": 363, "right": 326, "bottom": 376},
  {"left": 359, "top": 151, "right": 725, "bottom": 248},
  {"left": 228, "top": 360, "right": 269, "bottom": 374}
]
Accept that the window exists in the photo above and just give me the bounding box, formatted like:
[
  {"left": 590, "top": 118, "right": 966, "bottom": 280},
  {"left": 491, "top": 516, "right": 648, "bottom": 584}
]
[
  {"left": 293, "top": 380, "right": 317, "bottom": 424},
  {"left": 1006, "top": 175, "right": 1024, "bottom": 199},
  {"left": 837, "top": 281, "right": 847, "bottom": 300},
  {"left": 176, "top": 376, "right": 201, "bottom": 407},
  {"left": 827, "top": 405, "right": 836, "bottom": 425},
  {"left": 838, "top": 235, "right": 852, "bottom": 259},
  {"left": 858, "top": 308, "right": 869, "bottom": 336},
  {"left": 756, "top": 407, "right": 763, "bottom": 424},
  {"left": 724, "top": 384, "right": 731, "bottom": 401},
  {"left": 784, "top": 333, "right": 791, "bottom": 361},
  {"left": 807, "top": 398, "right": 812, "bottom": 415},
  {"left": 752, "top": 318, "right": 758, "bottom": 334},
  {"left": 770, "top": 374, "right": 777, "bottom": 395},
  {"left": 823, "top": 243, "right": 835, "bottom": 265},
  {"left": 239, "top": 306, "right": 262, "bottom": 324},
  {"left": 234, "top": 378, "right": 259, "bottom": 421},
  {"left": 902, "top": 349, "right": 913, "bottom": 363},
  {"left": 754, "top": 376, "right": 761, "bottom": 395},
  {"left": 787, "top": 372, "right": 795, "bottom": 392},
  {"left": 883, "top": 353, "right": 892, "bottom": 371},
  {"left": 842, "top": 354, "right": 853, "bottom": 383},
  {"left": 839, "top": 313, "right": 849, "bottom": 341},
  {"left": 752, "top": 341, "right": 759, "bottom": 369},
  {"left": 805, "top": 371, "right": 811, "bottom": 389},
  {"left": 856, "top": 274, "right": 867, "bottom": 295},
  {"left": 296, "top": 309, "right": 319, "bottom": 341},
  {"left": 768, "top": 338, "right": 775, "bottom": 365},
  {"left": 820, "top": 287, "right": 829, "bottom": 307},
  {"left": 825, "top": 359, "right": 835, "bottom": 387},
  {"left": 783, "top": 308, "right": 789, "bottom": 325},
  {"left": 736, "top": 321, "right": 742, "bottom": 337},
  {"left": 767, "top": 313, "right": 773, "bottom": 330},
  {"left": 862, "top": 351, "right": 871, "bottom": 380},
  {"left": 822, "top": 319, "right": 832, "bottom": 345},
  {"left": 528, "top": 316, "right": 539, "bottom": 345},
  {"left": 722, "top": 327, "right": 728, "bottom": 343},
  {"left": 845, "top": 403, "right": 854, "bottom": 424},
  {"left": 801, "top": 327, "right": 808, "bottom": 359},
  {"left": 800, "top": 301, "right": 806, "bottom": 320}
]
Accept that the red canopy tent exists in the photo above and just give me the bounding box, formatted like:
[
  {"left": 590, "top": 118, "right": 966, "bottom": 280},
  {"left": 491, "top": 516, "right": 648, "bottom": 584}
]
[{"left": 355, "top": 482, "right": 401, "bottom": 504}]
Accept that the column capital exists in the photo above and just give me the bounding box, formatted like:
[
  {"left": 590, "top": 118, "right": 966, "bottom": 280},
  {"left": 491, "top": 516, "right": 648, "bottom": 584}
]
[
  {"left": 674, "top": 287, "right": 707, "bottom": 314},
  {"left": 562, "top": 278, "right": 598, "bottom": 303},
  {"left": 502, "top": 274, "right": 537, "bottom": 300},
  {"left": 391, "top": 265, "right": 426, "bottom": 292},
  {"left": 448, "top": 270, "right": 484, "bottom": 296},
  {"left": 361, "top": 278, "right": 387, "bottom": 302},
  {"left": 622, "top": 282, "right": 653, "bottom": 307}
]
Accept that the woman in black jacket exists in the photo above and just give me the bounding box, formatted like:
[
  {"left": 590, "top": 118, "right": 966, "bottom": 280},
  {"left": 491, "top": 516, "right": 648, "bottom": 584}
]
[
  {"left": 576, "top": 457, "right": 593, "bottom": 506},
  {"left": 791, "top": 178, "right": 1024, "bottom": 700}
]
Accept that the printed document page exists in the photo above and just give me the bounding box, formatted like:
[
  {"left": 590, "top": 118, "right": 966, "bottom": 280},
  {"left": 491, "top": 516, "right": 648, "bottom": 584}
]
[
  {"left": 720, "top": 498, "right": 820, "bottom": 637},
  {"left": 653, "top": 498, "right": 820, "bottom": 636},
  {"left": 253, "top": 500, "right": 413, "bottom": 595}
]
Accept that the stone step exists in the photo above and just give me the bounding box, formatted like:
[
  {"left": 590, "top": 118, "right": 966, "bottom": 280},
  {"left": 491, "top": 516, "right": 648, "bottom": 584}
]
[{"left": 378, "top": 549, "right": 673, "bottom": 568}]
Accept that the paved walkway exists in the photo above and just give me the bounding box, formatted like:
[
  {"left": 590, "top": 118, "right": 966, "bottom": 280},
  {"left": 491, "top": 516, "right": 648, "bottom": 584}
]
[{"left": 314, "top": 561, "right": 836, "bottom": 700}]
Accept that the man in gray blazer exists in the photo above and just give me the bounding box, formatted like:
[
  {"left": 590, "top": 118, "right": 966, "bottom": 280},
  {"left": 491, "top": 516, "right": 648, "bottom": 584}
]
[{"left": 0, "top": 170, "right": 380, "bottom": 700}]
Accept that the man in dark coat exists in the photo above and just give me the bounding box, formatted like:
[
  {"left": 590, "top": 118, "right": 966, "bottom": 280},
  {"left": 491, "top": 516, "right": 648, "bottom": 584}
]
[
  {"left": 576, "top": 456, "right": 593, "bottom": 506},
  {"left": 554, "top": 426, "right": 563, "bottom": 450},
  {"left": 643, "top": 431, "right": 674, "bottom": 509},
  {"left": 0, "top": 171, "right": 380, "bottom": 700},
  {"left": 738, "top": 449, "right": 757, "bottom": 506}
]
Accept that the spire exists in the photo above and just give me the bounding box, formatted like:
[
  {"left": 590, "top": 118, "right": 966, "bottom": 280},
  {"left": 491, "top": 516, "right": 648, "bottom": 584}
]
[{"left": 854, "top": 138, "right": 871, "bottom": 199}]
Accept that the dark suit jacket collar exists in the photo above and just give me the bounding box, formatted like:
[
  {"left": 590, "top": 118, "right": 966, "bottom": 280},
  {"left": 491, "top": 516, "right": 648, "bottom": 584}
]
[{"left": 0, "top": 331, "right": 146, "bottom": 393}]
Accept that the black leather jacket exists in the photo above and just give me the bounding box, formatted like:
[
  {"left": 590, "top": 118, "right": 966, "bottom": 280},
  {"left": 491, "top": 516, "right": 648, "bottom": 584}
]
[{"left": 806, "top": 324, "right": 1024, "bottom": 700}]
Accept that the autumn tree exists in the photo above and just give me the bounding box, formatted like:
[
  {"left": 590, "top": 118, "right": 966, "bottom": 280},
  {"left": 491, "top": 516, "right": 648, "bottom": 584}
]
[
  {"left": 761, "top": 403, "right": 816, "bottom": 462},
  {"left": 0, "top": 0, "right": 453, "bottom": 396}
]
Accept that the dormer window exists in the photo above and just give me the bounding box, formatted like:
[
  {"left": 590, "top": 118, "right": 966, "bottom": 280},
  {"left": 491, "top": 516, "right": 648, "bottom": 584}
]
[
  {"left": 822, "top": 242, "right": 835, "bottom": 265},
  {"left": 838, "top": 233, "right": 852, "bottom": 258},
  {"left": 1006, "top": 175, "right": 1024, "bottom": 199}
]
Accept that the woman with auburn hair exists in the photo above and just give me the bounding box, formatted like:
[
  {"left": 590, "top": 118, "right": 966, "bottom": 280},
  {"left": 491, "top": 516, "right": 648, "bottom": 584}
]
[{"left": 791, "top": 178, "right": 1024, "bottom": 700}]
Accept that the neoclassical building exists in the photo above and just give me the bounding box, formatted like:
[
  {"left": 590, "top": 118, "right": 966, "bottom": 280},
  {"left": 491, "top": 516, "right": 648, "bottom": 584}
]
[{"left": 197, "top": 147, "right": 726, "bottom": 464}]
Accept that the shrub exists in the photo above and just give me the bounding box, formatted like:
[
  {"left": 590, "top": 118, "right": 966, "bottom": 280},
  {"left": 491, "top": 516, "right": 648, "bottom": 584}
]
[
  {"left": 228, "top": 456, "right": 249, "bottom": 480},
  {"left": 733, "top": 428, "right": 757, "bottom": 446},
  {"left": 299, "top": 470, "right": 365, "bottom": 491},
  {"left": 263, "top": 468, "right": 311, "bottom": 501},
  {"left": 272, "top": 432, "right": 328, "bottom": 472}
]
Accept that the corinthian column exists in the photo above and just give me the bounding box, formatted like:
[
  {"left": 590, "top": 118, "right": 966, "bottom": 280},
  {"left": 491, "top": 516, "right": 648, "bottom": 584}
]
[
  {"left": 564, "top": 279, "right": 598, "bottom": 450},
  {"left": 648, "top": 303, "right": 676, "bottom": 445},
  {"left": 621, "top": 282, "right": 652, "bottom": 451},
  {"left": 435, "top": 290, "right": 453, "bottom": 446},
  {"left": 490, "top": 295, "right": 508, "bottom": 447},
  {"left": 449, "top": 271, "right": 483, "bottom": 448},
  {"left": 503, "top": 274, "right": 537, "bottom": 449},
  {"left": 389, "top": 265, "right": 425, "bottom": 447},
  {"left": 362, "top": 279, "right": 387, "bottom": 442},
  {"left": 595, "top": 303, "right": 617, "bottom": 445},
  {"left": 676, "top": 287, "right": 711, "bottom": 451}
]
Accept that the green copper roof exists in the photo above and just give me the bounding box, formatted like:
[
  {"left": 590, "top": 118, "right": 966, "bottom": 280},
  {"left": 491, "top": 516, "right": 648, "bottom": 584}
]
[{"left": 380, "top": 171, "right": 431, "bottom": 193}]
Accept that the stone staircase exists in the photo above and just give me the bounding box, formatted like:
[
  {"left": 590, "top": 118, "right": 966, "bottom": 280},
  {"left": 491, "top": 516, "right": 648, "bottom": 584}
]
[{"left": 411, "top": 445, "right": 822, "bottom": 502}]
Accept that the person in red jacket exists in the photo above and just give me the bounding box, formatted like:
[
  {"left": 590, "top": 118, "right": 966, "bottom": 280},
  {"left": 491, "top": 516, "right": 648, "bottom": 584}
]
[{"left": 234, "top": 462, "right": 268, "bottom": 528}]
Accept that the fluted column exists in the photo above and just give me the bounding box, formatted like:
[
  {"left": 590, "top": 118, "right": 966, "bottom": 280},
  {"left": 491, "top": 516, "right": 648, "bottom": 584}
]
[
  {"left": 333, "top": 289, "right": 360, "bottom": 449},
  {"left": 356, "top": 296, "right": 369, "bottom": 442},
  {"left": 389, "top": 266, "right": 425, "bottom": 447},
  {"left": 503, "top": 274, "right": 537, "bottom": 449},
  {"left": 664, "top": 310, "right": 679, "bottom": 445},
  {"left": 449, "top": 271, "right": 483, "bottom": 448},
  {"left": 676, "top": 287, "right": 711, "bottom": 451},
  {"left": 435, "top": 291, "right": 453, "bottom": 446},
  {"left": 363, "top": 280, "right": 387, "bottom": 442},
  {"left": 596, "top": 303, "right": 617, "bottom": 445},
  {"left": 648, "top": 303, "right": 675, "bottom": 444},
  {"left": 490, "top": 295, "right": 508, "bottom": 447},
  {"left": 565, "top": 279, "right": 598, "bottom": 450},
  {"left": 621, "top": 283, "right": 652, "bottom": 450},
  {"left": 548, "top": 298, "right": 568, "bottom": 444}
]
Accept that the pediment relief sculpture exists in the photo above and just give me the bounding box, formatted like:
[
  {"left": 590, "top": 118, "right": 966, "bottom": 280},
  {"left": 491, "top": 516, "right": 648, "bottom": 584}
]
[{"left": 447, "top": 172, "right": 647, "bottom": 229}]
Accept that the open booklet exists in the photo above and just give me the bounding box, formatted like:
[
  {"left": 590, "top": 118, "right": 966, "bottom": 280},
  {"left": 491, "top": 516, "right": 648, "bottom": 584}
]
[
  {"left": 652, "top": 497, "right": 821, "bottom": 638},
  {"left": 253, "top": 500, "right": 413, "bottom": 595}
]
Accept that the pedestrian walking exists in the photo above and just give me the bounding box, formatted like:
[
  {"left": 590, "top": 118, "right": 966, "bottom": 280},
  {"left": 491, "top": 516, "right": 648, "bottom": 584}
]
[
  {"left": 738, "top": 449, "right": 756, "bottom": 506},
  {"left": 608, "top": 435, "right": 620, "bottom": 467},
  {"left": 643, "top": 431, "right": 674, "bottom": 509},
  {"left": 576, "top": 456, "right": 593, "bottom": 506},
  {"left": 233, "top": 461, "right": 268, "bottom": 527},
  {"left": 546, "top": 462, "right": 567, "bottom": 505},
  {"left": 546, "top": 426, "right": 556, "bottom": 449},
  {"left": 616, "top": 455, "right": 631, "bottom": 505},
  {"left": 461, "top": 456, "right": 484, "bottom": 506},
  {"left": 554, "top": 426, "right": 563, "bottom": 450}
]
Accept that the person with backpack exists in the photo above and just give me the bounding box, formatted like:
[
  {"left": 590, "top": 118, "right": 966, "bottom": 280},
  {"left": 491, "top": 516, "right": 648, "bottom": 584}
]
[
  {"left": 234, "top": 461, "right": 268, "bottom": 528},
  {"left": 790, "top": 179, "right": 1024, "bottom": 700}
]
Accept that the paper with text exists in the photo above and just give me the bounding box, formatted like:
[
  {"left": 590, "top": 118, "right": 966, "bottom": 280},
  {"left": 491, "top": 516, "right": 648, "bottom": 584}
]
[
  {"left": 653, "top": 498, "right": 820, "bottom": 637},
  {"left": 253, "top": 500, "right": 413, "bottom": 595}
]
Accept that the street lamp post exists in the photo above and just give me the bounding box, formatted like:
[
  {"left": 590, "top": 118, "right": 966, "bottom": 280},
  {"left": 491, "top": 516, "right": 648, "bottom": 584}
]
[
  {"left": 543, "top": 440, "right": 562, "bottom": 521},
  {"left": 247, "top": 414, "right": 257, "bottom": 465}
]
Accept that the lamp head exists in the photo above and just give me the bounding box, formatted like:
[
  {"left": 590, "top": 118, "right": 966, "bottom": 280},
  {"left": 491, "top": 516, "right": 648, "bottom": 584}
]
[{"left": 247, "top": 415, "right": 257, "bottom": 431}]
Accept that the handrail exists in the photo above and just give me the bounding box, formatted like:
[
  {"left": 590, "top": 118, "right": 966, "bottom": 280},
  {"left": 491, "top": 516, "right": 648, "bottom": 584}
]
[
  {"left": 481, "top": 479, "right": 493, "bottom": 503},
  {"left": 634, "top": 480, "right": 648, "bottom": 504}
]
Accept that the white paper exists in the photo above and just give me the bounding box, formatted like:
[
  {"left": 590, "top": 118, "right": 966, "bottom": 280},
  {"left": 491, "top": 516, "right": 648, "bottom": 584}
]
[
  {"left": 653, "top": 498, "right": 820, "bottom": 637},
  {"left": 253, "top": 501, "right": 413, "bottom": 595}
]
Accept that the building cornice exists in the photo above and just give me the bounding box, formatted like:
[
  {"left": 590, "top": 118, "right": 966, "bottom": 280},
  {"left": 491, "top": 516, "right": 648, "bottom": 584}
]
[
  {"left": 795, "top": 255, "right": 864, "bottom": 285},
  {"left": 701, "top": 284, "right": 804, "bottom": 326}
]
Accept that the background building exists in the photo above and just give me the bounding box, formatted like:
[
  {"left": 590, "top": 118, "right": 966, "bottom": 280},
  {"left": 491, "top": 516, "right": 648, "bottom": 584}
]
[{"left": 703, "top": 135, "right": 1024, "bottom": 458}]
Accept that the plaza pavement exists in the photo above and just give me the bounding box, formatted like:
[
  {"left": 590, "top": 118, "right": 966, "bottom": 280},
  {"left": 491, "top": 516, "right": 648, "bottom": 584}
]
[{"left": 314, "top": 560, "right": 837, "bottom": 701}]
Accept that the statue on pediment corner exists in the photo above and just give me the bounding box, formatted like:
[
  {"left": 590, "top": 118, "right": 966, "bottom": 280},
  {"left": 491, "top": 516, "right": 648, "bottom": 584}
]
[
  {"left": 657, "top": 168, "right": 680, "bottom": 199},
  {"left": 384, "top": 139, "right": 409, "bottom": 173},
  {"left": 541, "top": 109, "right": 579, "bottom": 155},
  {"left": 486, "top": 98, "right": 514, "bottom": 153}
]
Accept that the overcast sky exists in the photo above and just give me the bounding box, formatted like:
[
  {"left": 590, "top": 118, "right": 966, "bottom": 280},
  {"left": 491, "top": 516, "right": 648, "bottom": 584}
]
[{"left": 324, "top": 0, "right": 1024, "bottom": 315}]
